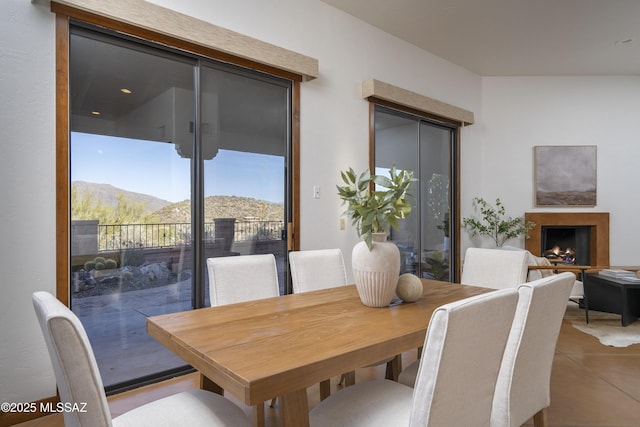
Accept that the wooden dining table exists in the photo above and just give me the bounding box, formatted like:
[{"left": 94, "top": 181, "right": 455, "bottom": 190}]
[{"left": 146, "top": 279, "right": 492, "bottom": 427}]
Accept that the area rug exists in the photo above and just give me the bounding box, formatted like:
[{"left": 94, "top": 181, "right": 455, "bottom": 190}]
[{"left": 566, "top": 304, "right": 640, "bottom": 347}]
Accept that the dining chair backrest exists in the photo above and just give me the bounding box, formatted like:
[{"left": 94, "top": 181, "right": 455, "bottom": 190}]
[
  {"left": 461, "top": 247, "right": 529, "bottom": 289},
  {"left": 289, "top": 249, "right": 348, "bottom": 293},
  {"left": 207, "top": 254, "right": 279, "bottom": 306},
  {"left": 33, "top": 291, "right": 114, "bottom": 427},
  {"left": 525, "top": 250, "right": 582, "bottom": 289},
  {"left": 33, "top": 291, "right": 253, "bottom": 427},
  {"left": 526, "top": 251, "right": 586, "bottom": 312},
  {"left": 409, "top": 288, "right": 519, "bottom": 426},
  {"left": 490, "top": 272, "right": 575, "bottom": 427}
]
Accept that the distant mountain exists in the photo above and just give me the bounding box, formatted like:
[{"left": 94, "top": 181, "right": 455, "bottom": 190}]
[
  {"left": 72, "top": 181, "right": 172, "bottom": 214},
  {"left": 154, "top": 195, "right": 284, "bottom": 223},
  {"left": 72, "top": 181, "right": 284, "bottom": 223}
]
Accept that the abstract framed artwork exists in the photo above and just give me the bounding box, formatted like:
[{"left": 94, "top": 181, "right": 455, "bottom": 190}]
[{"left": 534, "top": 145, "right": 597, "bottom": 206}]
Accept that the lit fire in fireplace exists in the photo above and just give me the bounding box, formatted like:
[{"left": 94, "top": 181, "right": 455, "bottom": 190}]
[{"left": 543, "top": 245, "right": 576, "bottom": 264}]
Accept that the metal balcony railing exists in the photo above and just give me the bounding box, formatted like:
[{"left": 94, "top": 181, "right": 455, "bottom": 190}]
[{"left": 97, "top": 220, "right": 285, "bottom": 251}]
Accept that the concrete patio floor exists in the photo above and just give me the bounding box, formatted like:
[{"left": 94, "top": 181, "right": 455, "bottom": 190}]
[
  {"left": 73, "top": 257, "right": 287, "bottom": 389},
  {"left": 72, "top": 278, "right": 194, "bottom": 388}
]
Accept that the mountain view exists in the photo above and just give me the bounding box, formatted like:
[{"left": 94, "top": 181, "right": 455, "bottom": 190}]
[
  {"left": 154, "top": 196, "right": 284, "bottom": 223},
  {"left": 72, "top": 181, "right": 284, "bottom": 223},
  {"left": 72, "top": 181, "right": 172, "bottom": 214}
]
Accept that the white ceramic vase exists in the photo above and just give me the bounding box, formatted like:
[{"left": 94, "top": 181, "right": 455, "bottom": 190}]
[{"left": 352, "top": 233, "right": 401, "bottom": 307}]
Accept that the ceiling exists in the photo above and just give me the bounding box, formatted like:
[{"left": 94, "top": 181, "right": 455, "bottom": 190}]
[
  {"left": 70, "top": 29, "right": 288, "bottom": 157},
  {"left": 321, "top": 0, "right": 640, "bottom": 76}
]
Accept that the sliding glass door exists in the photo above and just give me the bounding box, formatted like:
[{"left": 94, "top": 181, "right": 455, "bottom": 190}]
[
  {"left": 69, "top": 25, "right": 291, "bottom": 391},
  {"left": 374, "top": 106, "right": 457, "bottom": 282},
  {"left": 201, "top": 65, "right": 290, "bottom": 299}
]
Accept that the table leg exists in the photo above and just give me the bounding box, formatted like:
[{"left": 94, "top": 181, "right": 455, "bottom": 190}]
[
  {"left": 385, "top": 354, "right": 402, "bottom": 381},
  {"left": 533, "top": 408, "right": 548, "bottom": 427},
  {"left": 200, "top": 373, "right": 267, "bottom": 427},
  {"left": 278, "top": 389, "right": 309, "bottom": 427},
  {"left": 620, "top": 287, "right": 640, "bottom": 327},
  {"left": 580, "top": 268, "right": 590, "bottom": 324},
  {"left": 584, "top": 295, "right": 590, "bottom": 324},
  {"left": 252, "top": 404, "right": 265, "bottom": 427},
  {"left": 342, "top": 370, "right": 356, "bottom": 387},
  {"left": 199, "top": 373, "right": 223, "bottom": 395},
  {"left": 319, "top": 379, "right": 331, "bottom": 401},
  {"left": 621, "top": 287, "right": 629, "bottom": 326}
]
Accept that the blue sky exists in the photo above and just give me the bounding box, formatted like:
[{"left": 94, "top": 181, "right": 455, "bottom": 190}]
[{"left": 71, "top": 133, "right": 285, "bottom": 203}]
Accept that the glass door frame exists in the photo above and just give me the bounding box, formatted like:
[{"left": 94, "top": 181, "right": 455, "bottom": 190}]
[
  {"left": 196, "top": 60, "right": 294, "bottom": 305},
  {"left": 55, "top": 10, "right": 302, "bottom": 306},
  {"left": 64, "top": 21, "right": 296, "bottom": 392},
  {"left": 369, "top": 102, "right": 461, "bottom": 282}
]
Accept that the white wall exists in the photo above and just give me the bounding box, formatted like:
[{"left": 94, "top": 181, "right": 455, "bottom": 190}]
[
  {"left": 0, "top": 0, "right": 58, "bottom": 404},
  {"left": 153, "top": 0, "right": 482, "bottom": 257},
  {"left": 0, "top": 0, "right": 481, "bottom": 403},
  {"left": 477, "top": 77, "right": 640, "bottom": 263},
  {"left": 149, "top": 0, "right": 483, "bottom": 262}
]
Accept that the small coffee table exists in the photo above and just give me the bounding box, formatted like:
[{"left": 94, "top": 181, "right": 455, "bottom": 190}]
[{"left": 584, "top": 273, "right": 640, "bottom": 326}]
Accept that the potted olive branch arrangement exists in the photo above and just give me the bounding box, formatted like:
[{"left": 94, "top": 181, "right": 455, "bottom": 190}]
[
  {"left": 462, "top": 197, "right": 535, "bottom": 247},
  {"left": 337, "top": 165, "right": 415, "bottom": 307},
  {"left": 336, "top": 166, "right": 414, "bottom": 249}
]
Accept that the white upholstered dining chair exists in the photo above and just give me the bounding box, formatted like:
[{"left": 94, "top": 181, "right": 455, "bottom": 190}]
[
  {"left": 289, "top": 248, "right": 348, "bottom": 294},
  {"left": 398, "top": 246, "right": 530, "bottom": 388},
  {"left": 32, "top": 291, "right": 250, "bottom": 427},
  {"left": 463, "top": 246, "right": 587, "bottom": 322},
  {"left": 207, "top": 254, "right": 280, "bottom": 425},
  {"left": 460, "top": 247, "right": 530, "bottom": 289},
  {"left": 490, "top": 272, "right": 575, "bottom": 427},
  {"left": 526, "top": 253, "right": 588, "bottom": 322},
  {"left": 207, "top": 254, "right": 280, "bottom": 306},
  {"left": 309, "top": 288, "right": 519, "bottom": 426},
  {"left": 398, "top": 272, "right": 574, "bottom": 427}
]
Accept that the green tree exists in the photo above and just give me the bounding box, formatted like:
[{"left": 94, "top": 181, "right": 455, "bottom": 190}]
[
  {"left": 71, "top": 185, "right": 108, "bottom": 221},
  {"left": 71, "top": 184, "right": 157, "bottom": 224},
  {"left": 462, "top": 197, "right": 535, "bottom": 247}
]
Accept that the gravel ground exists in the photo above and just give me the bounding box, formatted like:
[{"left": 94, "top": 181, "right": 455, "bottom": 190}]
[{"left": 72, "top": 262, "right": 190, "bottom": 298}]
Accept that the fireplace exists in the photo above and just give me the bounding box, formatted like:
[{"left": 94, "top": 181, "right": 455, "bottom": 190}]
[
  {"left": 525, "top": 212, "right": 610, "bottom": 267},
  {"left": 541, "top": 226, "right": 591, "bottom": 265}
]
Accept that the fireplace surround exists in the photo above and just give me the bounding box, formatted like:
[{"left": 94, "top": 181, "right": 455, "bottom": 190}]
[{"left": 524, "top": 212, "right": 610, "bottom": 266}]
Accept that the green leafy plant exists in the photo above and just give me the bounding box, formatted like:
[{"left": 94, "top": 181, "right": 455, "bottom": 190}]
[
  {"left": 425, "top": 250, "right": 449, "bottom": 281},
  {"left": 437, "top": 212, "right": 450, "bottom": 238},
  {"left": 337, "top": 165, "right": 415, "bottom": 250},
  {"left": 462, "top": 197, "right": 535, "bottom": 247}
]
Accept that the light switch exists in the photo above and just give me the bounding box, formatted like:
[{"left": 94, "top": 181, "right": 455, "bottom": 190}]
[{"left": 313, "top": 186, "right": 320, "bottom": 199}]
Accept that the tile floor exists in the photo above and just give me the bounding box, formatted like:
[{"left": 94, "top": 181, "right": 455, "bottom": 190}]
[{"left": 14, "top": 305, "right": 640, "bottom": 427}]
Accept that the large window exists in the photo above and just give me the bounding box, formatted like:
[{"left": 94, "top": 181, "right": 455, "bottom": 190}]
[
  {"left": 374, "top": 105, "right": 459, "bottom": 282},
  {"left": 67, "top": 24, "right": 292, "bottom": 391}
]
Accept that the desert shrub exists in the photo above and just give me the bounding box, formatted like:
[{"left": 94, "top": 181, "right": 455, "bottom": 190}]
[{"left": 121, "top": 243, "right": 145, "bottom": 267}]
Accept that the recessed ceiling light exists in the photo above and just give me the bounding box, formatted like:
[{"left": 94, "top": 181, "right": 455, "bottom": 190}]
[
  {"left": 120, "top": 88, "right": 133, "bottom": 94},
  {"left": 91, "top": 111, "right": 101, "bottom": 115},
  {"left": 615, "top": 37, "right": 634, "bottom": 46}
]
